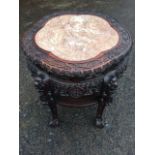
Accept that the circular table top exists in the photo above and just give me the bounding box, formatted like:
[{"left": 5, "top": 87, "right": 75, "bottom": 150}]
[
  {"left": 35, "top": 15, "right": 119, "bottom": 61},
  {"left": 22, "top": 11, "right": 132, "bottom": 78}
]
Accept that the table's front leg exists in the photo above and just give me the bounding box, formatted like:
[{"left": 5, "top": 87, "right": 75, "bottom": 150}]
[
  {"left": 28, "top": 62, "right": 59, "bottom": 127},
  {"left": 95, "top": 71, "right": 118, "bottom": 128},
  {"left": 35, "top": 78, "right": 59, "bottom": 127}
]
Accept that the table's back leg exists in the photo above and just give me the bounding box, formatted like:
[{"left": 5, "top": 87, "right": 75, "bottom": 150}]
[
  {"left": 96, "top": 95, "right": 106, "bottom": 128},
  {"left": 47, "top": 95, "right": 59, "bottom": 127}
]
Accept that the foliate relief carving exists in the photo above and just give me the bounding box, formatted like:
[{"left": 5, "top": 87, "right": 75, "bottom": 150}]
[{"left": 27, "top": 55, "right": 128, "bottom": 101}]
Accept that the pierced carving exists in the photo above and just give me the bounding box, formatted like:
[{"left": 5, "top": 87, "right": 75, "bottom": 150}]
[
  {"left": 27, "top": 55, "right": 128, "bottom": 128},
  {"left": 22, "top": 11, "right": 132, "bottom": 128}
]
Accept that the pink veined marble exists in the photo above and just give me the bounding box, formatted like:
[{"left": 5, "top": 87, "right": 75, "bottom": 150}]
[{"left": 35, "top": 14, "right": 119, "bottom": 61}]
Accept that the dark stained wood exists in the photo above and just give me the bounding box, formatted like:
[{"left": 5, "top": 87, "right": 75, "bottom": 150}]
[
  {"left": 22, "top": 11, "right": 132, "bottom": 79},
  {"left": 22, "top": 11, "right": 132, "bottom": 128}
]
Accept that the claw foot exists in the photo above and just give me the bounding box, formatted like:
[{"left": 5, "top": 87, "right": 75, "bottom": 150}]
[
  {"left": 95, "top": 118, "right": 104, "bottom": 128},
  {"left": 49, "top": 119, "right": 59, "bottom": 127}
]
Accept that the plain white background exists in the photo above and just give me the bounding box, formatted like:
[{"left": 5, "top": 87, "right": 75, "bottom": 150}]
[
  {"left": 0, "top": 0, "right": 155, "bottom": 154},
  {"left": 0, "top": 0, "right": 19, "bottom": 155},
  {"left": 135, "top": 0, "right": 155, "bottom": 154}
]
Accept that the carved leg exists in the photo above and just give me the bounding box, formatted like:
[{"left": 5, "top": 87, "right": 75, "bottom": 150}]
[
  {"left": 95, "top": 71, "right": 118, "bottom": 128},
  {"left": 28, "top": 62, "right": 59, "bottom": 127},
  {"left": 38, "top": 85, "right": 59, "bottom": 127},
  {"left": 48, "top": 96, "right": 59, "bottom": 127},
  {"left": 95, "top": 95, "right": 106, "bottom": 128},
  {"left": 37, "top": 83, "right": 59, "bottom": 127}
]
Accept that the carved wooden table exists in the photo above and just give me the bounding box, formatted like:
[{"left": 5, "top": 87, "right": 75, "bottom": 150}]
[{"left": 22, "top": 12, "right": 132, "bottom": 128}]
